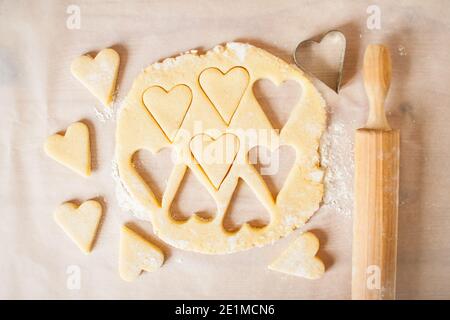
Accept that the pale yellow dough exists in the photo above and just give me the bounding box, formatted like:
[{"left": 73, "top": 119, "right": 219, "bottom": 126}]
[
  {"left": 115, "top": 43, "right": 326, "bottom": 254},
  {"left": 71, "top": 48, "right": 120, "bottom": 107},
  {"left": 190, "top": 133, "right": 240, "bottom": 189},
  {"left": 44, "top": 122, "right": 91, "bottom": 177},
  {"left": 119, "top": 226, "right": 165, "bottom": 282},
  {"left": 268, "top": 232, "right": 325, "bottom": 280},
  {"left": 54, "top": 200, "right": 102, "bottom": 254},
  {"left": 143, "top": 84, "right": 192, "bottom": 141},
  {"left": 199, "top": 67, "right": 249, "bottom": 124}
]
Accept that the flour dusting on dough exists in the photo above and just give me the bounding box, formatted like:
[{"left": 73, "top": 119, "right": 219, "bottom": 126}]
[
  {"left": 226, "top": 42, "right": 250, "bottom": 62},
  {"left": 112, "top": 160, "right": 150, "bottom": 221},
  {"left": 113, "top": 42, "right": 327, "bottom": 253}
]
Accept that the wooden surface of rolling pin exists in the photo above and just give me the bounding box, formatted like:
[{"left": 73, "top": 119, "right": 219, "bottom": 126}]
[{"left": 352, "top": 44, "right": 400, "bottom": 300}]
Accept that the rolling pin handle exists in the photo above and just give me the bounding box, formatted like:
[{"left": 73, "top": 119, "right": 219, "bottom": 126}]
[{"left": 363, "top": 44, "right": 392, "bottom": 130}]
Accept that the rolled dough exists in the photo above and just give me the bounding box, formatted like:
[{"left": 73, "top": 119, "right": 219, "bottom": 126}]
[{"left": 115, "top": 43, "right": 326, "bottom": 254}]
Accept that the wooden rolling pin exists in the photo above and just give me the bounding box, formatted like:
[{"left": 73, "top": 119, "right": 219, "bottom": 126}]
[{"left": 351, "top": 44, "right": 400, "bottom": 300}]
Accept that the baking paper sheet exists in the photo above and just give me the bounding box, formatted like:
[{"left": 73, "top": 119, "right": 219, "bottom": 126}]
[{"left": 1, "top": 0, "right": 450, "bottom": 299}]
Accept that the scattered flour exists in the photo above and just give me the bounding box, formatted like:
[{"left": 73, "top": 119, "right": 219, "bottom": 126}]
[
  {"left": 93, "top": 95, "right": 117, "bottom": 122},
  {"left": 93, "top": 106, "right": 113, "bottom": 122},
  {"left": 397, "top": 45, "right": 407, "bottom": 56},
  {"left": 226, "top": 42, "right": 250, "bottom": 62},
  {"left": 112, "top": 160, "right": 150, "bottom": 221},
  {"left": 320, "top": 122, "right": 354, "bottom": 217},
  {"left": 175, "top": 257, "right": 184, "bottom": 264}
]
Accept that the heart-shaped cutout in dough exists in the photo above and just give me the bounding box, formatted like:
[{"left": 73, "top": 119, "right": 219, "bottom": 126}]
[
  {"left": 44, "top": 122, "right": 91, "bottom": 177},
  {"left": 223, "top": 178, "right": 270, "bottom": 231},
  {"left": 132, "top": 148, "right": 175, "bottom": 206},
  {"left": 71, "top": 48, "right": 120, "bottom": 107},
  {"left": 170, "top": 169, "right": 217, "bottom": 221},
  {"left": 294, "top": 31, "right": 346, "bottom": 93},
  {"left": 268, "top": 232, "right": 325, "bottom": 279},
  {"left": 143, "top": 85, "right": 192, "bottom": 142},
  {"left": 199, "top": 66, "right": 249, "bottom": 124},
  {"left": 54, "top": 200, "right": 102, "bottom": 254},
  {"left": 190, "top": 133, "right": 240, "bottom": 189},
  {"left": 119, "top": 226, "right": 164, "bottom": 282},
  {"left": 252, "top": 79, "right": 302, "bottom": 130},
  {"left": 248, "top": 145, "right": 296, "bottom": 199}
]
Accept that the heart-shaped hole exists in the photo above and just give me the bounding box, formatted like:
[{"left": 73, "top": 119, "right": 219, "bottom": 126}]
[
  {"left": 248, "top": 145, "right": 296, "bottom": 199},
  {"left": 223, "top": 178, "right": 270, "bottom": 232},
  {"left": 132, "top": 148, "right": 175, "bottom": 205},
  {"left": 170, "top": 169, "right": 217, "bottom": 221},
  {"left": 252, "top": 79, "right": 302, "bottom": 130}
]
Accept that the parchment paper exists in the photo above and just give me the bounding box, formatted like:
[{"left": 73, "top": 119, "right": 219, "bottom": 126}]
[{"left": 1, "top": 0, "right": 450, "bottom": 299}]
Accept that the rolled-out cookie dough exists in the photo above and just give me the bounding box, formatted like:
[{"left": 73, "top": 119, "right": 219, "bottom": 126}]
[{"left": 115, "top": 42, "right": 326, "bottom": 254}]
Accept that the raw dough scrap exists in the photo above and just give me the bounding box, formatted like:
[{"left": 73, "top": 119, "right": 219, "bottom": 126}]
[
  {"left": 71, "top": 48, "right": 120, "bottom": 107},
  {"left": 268, "top": 232, "right": 325, "bottom": 280},
  {"left": 119, "top": 225, "right": 165, "bottom": 282},
  {"left": 44, "top": 122, "right": 91, "bottom": 177},
  {"left": 190, "top": 133, "right": 240, "bottom": 189},
  {"left": 115, "top": 42, "right": 326, "bottom": 254},
  {"left": 143, "top": 84, "right": 192, "bottom": 141},
  {"left": 54, "top": 200, "right": 102, "bottom": 254}
]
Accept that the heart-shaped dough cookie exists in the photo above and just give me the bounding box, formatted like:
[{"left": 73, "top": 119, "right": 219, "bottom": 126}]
[
  {"left": 119, "top": 226, "right": 164, "bottom": 282},
  {"left": 71, "top": 48, "right": 120, "bottom": 107},
  {"left": 268, "top": 232, "right": 325, "bottom": 279},
  {"left": 44, "top": 122, "right": 91, "bottom": 177},
  {"left": 54, "top": 200, "right": 102, "bottom": 254},
  {"left": 199, "top": 66, "right": 249, "bottom": 124},
  {"left": 294, "top": 30, "right": 346, "bottom": 93},
  {"left": 143, "top": 85, "right": 192, "bottom": 142},
  {"left": 190, "top": 133, "right": 239, "bottom": 189}
]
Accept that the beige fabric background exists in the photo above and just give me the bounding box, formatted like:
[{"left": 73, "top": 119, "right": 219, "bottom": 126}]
[{"left": 0, "top": 0, "right": 449, "bottom": 299}]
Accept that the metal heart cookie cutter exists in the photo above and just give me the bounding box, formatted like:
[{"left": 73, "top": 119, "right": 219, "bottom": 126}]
[{"left": 293, "top": 30, "right": 346, "bottom": 93}]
